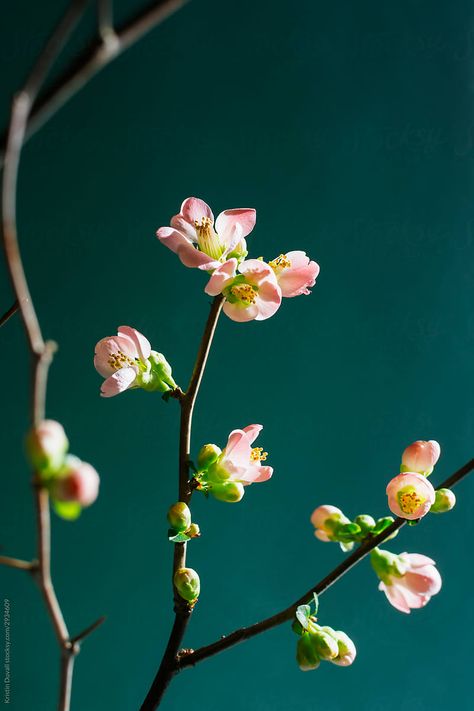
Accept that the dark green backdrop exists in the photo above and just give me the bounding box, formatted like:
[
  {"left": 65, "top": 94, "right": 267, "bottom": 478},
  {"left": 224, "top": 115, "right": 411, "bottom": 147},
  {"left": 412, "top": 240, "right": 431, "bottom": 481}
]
[{"left": 1, "top": 1, "right": 473, "bottom": 709}]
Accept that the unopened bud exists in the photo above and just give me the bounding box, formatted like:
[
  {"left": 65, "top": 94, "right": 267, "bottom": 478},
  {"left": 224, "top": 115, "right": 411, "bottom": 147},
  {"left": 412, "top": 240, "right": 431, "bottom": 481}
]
[
  {"left": 296, "top": 634, "right": 320, "bottom": 671},
  {"left": 401, "top": 440, "right": 440, "bottom": 476},
  {"left": 142, "top": 351, "right": 177, "bottom": 393},
  {"left": 430, "top": 488, "right": 456, "bottom": 514},
  {"left": 186, "top": 522, "right": 201, "bottom": 538},
  {"left": 311, "top": 628, "right": 339, "bottom": 660},
  {"left": 26, "top": 420, "right": 68, "bottom": 475},
  {"left": 50, "top": 455, "right": 100, "bottom": 507},
  {"left": 211, "top": 481, "right": 245, "bottom": 503},
  {"left": 167, "top": 502, "right": 192, "bottom": 532},
  {"left": 354, "top": 514, "right": 376, "bottom": 532},
  {"left": 174, "top": 567, "right": 200, "bottom": 602},
  {"left": 327, "top": 629, "right": 357, "bottom": 667},
  {"left": 197, "top": 444, "right": 222, "bottom": 470}
]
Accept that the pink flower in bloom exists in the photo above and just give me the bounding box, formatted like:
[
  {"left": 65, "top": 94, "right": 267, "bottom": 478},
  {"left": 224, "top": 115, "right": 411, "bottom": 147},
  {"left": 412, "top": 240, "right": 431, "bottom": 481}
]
[
  {"left": 310, "top": 505, "right": 346, "bottom": 542},
  {"left": 378, "top": 553, "right": 442, "bottom": 614},
  {"left": 206, "top": 424, "right": 273, "bottom": 487},
  {"left": 401, "top": 440, "right": 441, "bottom": 476},
  {"left": 269, "top": 251, "right": 320, "bottom": 297},
  {"left": 205, "top": 258, "right": 282, "bottom": 322},
  {"left": 157, "top": 197, "right": 256, "bottom": 270},
  {"left": 386, "top": 472, "right": 435, "bottom": 520},
  {"left": 51, "top": 456, "right": 100, "bottom": 507}
]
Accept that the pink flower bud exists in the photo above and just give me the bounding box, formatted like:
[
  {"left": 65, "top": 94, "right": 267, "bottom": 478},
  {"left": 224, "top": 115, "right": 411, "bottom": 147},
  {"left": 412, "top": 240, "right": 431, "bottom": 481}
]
[
  {"left": 51, "top": 456, "right": 100, "bottom": 507},
  {"left": 310, "top": 505, "right": 349, "bottom": 541},
  {"left": 386, "top": 472, "right": 435, "bottom": 520},
  {"left": 401, "top": 440, "right": 440, "bottom": 476},
  {"left": 373, "top": 549, "right": 442, "bottom": 613},
  {"left": 26, "top": 420, "right": 68, "bottom": 474}
]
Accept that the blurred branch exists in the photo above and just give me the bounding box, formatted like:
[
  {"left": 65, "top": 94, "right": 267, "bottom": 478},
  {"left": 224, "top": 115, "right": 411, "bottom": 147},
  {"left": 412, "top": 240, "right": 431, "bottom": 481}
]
[
  {"left": 0, "top": 0, "right": 190, "bottom": 167},
  {"left": 0, "top": 299, "right": 19, "bottom": 327},
  {"left": 139, "top": 296, "right": 224, "bottom": 711},
  {"left": 178, "top": 458, "right": 474, "bottom": 670},
  {"left": 0, "top": 555, "right": 35, "bottom": 571}
]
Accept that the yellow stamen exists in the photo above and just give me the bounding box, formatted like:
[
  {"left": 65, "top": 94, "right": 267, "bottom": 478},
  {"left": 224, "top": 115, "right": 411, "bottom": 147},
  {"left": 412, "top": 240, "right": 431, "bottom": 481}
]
[
  {"left": 231, "top": 283, "right": 257, "bottom": 304},
  {"left": 251, "top": 446, "right": 268, "bottom": 462},
  {"left": 269, "top": 253, "right": 291, "bottom": 272},
  {"left": 399, "top": 490, "right": 424, "bottom": 514},
  {"left": 108, "top": 351, "right": 136, "bottom": 370},
  {"left": 194, "top": 216, "right": 223, "bottom": 260},
  {"left": 194, "top": 216, "right": 213, "bottom": 240}
]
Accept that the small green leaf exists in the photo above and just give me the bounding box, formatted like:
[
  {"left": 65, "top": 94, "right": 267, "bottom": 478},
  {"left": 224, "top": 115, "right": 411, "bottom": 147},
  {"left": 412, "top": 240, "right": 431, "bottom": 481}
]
[
  {"left": 373, "top": 516, "right": 395, "bottom": 534},
  {"left": 52, "top": 500, "right": 82, "bottom": 521},
  {"left": 312, "top": 592, "right": 319, "bottom": 615},
  {"left": 296, "top": 605, "right": 311, "bottom": 630},
  {"left": 168, "top": 531, "right": 191, "bottom": 543},
  {"left": 340, "top": 541, "right": 354, "bottom": 552}
]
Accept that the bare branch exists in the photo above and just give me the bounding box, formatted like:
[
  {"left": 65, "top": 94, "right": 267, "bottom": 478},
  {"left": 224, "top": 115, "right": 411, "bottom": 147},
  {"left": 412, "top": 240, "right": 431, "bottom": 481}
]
[
  {"left": 71, "top": 615, "right": 107, "bottom": 645},
  {"left": 0, "top": 300, "right": 19, "bottom": 327},
  {"left": 0, "top": 555, "right": 35, "bottom": 571}
]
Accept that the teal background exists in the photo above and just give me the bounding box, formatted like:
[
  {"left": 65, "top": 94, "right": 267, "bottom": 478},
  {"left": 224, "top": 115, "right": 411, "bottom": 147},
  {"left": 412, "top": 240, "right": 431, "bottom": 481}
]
[{"left": 1, "top": 1, "right": 473, "bottom": 709}]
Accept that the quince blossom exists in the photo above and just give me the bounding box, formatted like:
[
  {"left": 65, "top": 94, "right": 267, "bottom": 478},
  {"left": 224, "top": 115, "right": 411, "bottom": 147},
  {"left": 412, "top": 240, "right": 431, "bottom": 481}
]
[
  {"left": 157, "top": 196, "right": 255, "bottom": 270},
  {"left": 198, "top": 424, "right": 273, "bottom": 502},
  {"left": 205, "top": 258, "right": 282, "bottom": 322},
  {"left": 371, "top": 548, "right": 441, "bottom": 613},
  {"left": 401, "top": 439, "right": 440, "bottom": 476},
  {"left": 386, "top": 471, "right": 435, "bottom": 520},
  {"left": 269, "top": 251, "right": 320, "bottom": 297},
  {"left": 310, "top": 505, "right": 349, "bottom": 542},
  {"left": 94, "top": 326, "right": 176, "bottom": 397}
]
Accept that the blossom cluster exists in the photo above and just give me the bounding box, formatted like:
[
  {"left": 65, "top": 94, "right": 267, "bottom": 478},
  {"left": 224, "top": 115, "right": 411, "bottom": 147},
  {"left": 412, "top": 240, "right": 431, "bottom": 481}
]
[{"left": 157, "top": 197, "right": 319, "bottom": 322}]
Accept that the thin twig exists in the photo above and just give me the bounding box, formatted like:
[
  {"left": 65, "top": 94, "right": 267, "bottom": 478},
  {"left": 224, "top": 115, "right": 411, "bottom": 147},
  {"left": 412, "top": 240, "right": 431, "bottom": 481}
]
[
  {"left": 0, "top": 0, "right": 190, "bottom": 167},
  {"left": 0, "top": 300, "right": 19, "bottom": 327},
  {"left": 178, "top": 458, "right": 474, "bottom": 670},
  {"left": 71, "top": 615, "right": 107, "bottom": 645},
  {"left": 97, "top": 0, "right": 116, "bottom": 43},
  {"left": 139, "top": 296, "right": 224, "bottom": 711},
  {"left": 0, "top": 555, "right": 35, "bottom": 571}
]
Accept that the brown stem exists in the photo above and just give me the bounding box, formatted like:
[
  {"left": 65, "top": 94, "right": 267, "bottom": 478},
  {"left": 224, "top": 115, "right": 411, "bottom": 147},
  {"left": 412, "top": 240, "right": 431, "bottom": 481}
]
[
  {"left": 178, "top": 458, "right": 474, "bottom": 670},
  {"left": 0, "top": 300, "right": 19, "bottom": 327},
  {"left": 139, "top": 296, "right": 224, "bottom": 711},
  {"left": 0, "top": 555, "right": 35, "bottom": 571},
  {"left": 0, "top": 0, "right": 190, "bottom": 166}
]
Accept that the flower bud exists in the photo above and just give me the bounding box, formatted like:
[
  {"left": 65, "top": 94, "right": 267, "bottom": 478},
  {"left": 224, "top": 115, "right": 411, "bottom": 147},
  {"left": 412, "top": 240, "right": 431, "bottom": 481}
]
[
  {"left": 296, "top": 634, "right": 320, "bottom": 671},
  {"left": 210, "top": 481, "right": 245, "bottom": 503},
  {"left": 401, "top": 440, "right": 440, "bottom": 476},
  {"left": 26, "top": 420, "right": 68, "bottom": 475},
  {"left": 186, "top": 522, "right": 201, "bottom": 538},
  {"left": 141, "top": 351, "right": 177, "bottom": 393},
  {"left": 329, "top": 630, "right": 357, "bottom": 667},
  {"left": 370, "top": 547, "right": 406, "bottom": 583},
  {"left": 174, "top": 567, "right": 200, "bottom": 602},
  {"left": 197, "top": 443, "right": 222, "bottom": 470},
  {"left": 430, "top": 488, "right": 456, "bottom": 514},
  {"left": 354, "top": 514, "right": 376, "bottom": 533},
  {"left": 311, "top": 628, "right": 339, "bottom": 660},
  {"left": 167, "top": 502, "right": 192, "bottom": 532},
  {"left": 50, "top": 455, "right": 99, "bottom": 507}
]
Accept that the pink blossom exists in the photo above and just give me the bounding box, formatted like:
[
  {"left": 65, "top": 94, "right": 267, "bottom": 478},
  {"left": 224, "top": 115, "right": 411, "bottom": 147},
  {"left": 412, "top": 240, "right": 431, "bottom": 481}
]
[
  {"left": 51, "top": 456, "right": 100, "bottom": 507},
  {"left": 94, "top": 325, "right": 157, "bottom": 397},
  {"left": 310, "top": 505, "right": 346, "bottom": 542},
  {"left": 401, "top": 440, "right": 441, "bottom": 476},
  {"left": 269, "top": 251, "right": 320, "bottom": 297},
  {"left": 206, "top": 424, "right": 273, "bottom": 487},
  {"left": 386, "top": 472, "right": 435, "bottom": 520},
  {"left": 205, "top": 258, "right": 282, "bottom": 322},
  {"left": 26, "top": 420, "right": 69, "bottom": 474},
  {"left": 378, "top": 553, "right": 442, "bottom": 614},
  {"left": 157, "top": 197, "right": 256, "bottom": 270}
]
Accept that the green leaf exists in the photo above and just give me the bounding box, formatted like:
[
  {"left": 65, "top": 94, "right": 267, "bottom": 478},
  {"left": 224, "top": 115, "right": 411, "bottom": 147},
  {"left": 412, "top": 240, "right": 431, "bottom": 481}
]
[
  {"left": 312, "top": 592, "right": 319, "bottom": 615},
  {"left": 52, "top": 500, "right": 82, "bottom": 521},
  {"left": 168, "top": 531, "right": 190, "bottom": 543},
  {"left": 295, "top": 605, "right": 311, "bottom": 630},
  {"left": 340, "top": 541, "right": 354, "bottom": 552}
]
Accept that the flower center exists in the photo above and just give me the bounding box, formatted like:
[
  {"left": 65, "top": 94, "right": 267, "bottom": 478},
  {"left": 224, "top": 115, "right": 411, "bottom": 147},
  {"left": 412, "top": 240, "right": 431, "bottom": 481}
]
[
  {"left": 269, "top": 253, "right": 292, "bottom": 273},
  {"left": 107, "top": 350, "right": 136, "bottom": 371},
  {"left": 398, "top": 487, "right": 425, "bottom": 514},
  {"left": 231, "top": 283, "right": 257, "bottom": 304},
  {"left": 250, "top": 446, "right": 268, "bottom": 462},
  {"left": 194, "top": 217, "right": 224, "bottom": 260}
]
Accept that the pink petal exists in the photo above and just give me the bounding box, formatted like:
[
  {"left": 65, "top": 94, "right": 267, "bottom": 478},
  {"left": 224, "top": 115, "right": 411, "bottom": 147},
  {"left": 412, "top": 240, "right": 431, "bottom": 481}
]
[
  {"left": 404, "top": 568, "right": 442, "bottom": 596},
  {"left": 118, "top": 326, "right": 151, "bottom": 361},
  {"left": 223, "top": 301, "right": 259, "bottom": 322},
  {"left": 204, "top": 258, "right": 237, "bottom": 295},
  {"left": 242, "top": 424, "right": 263, "bottom": 445},
  {"left": 94, "top": 335, "right": 138, "bottom": 377},
  {"left": 380, "top": 582, "right": 411, "bottom": 613},
  {"left": 254, "top": 279, "right": 282, "bottom": 320},
  {"left": 224, "top": 429, "right": 252, "bottom": 465},
  {"left": 177, "top": 242, "right": 221, "bottom": 270},
  {"left": 315, "top": 529, "right": 331, "bottom": 542},
  {"left": 252, "top": 465, "right": 273, "bottom": 483},
  {"left": 180, "top": 197, "right": 214, "bottom": 226},
  {"left": 170, "top": 214, "right": 198, "bottom": 242},
  {"left": 239, "top": 258, "right": 275, "bottom": 284},
  {"left": 277, "top": 261, "right": 320, "bottom": 298},
  {"left": 100, "top": 367, "right": 137, "bottom": 398},
  {"left": 215, "top": 208, "right": 256, "bottom": 248},
  {"left": 402, "top": 553, "right": 436, "bottom": 568},
  {"left": 156, "top": 226, "right": 193, "bottom": 254}
]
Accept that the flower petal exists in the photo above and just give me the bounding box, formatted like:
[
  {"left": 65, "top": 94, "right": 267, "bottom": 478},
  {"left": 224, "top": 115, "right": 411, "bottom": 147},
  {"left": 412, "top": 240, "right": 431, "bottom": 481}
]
[
  {"left": 180, "top": 197, "right": 214, "bottom": 226},
  {"left": 177, "top": 243, "right": 221, "bottom": 270},
  {"left": 254, "top": 280, "right": 282, "bottom": 320},
  {"left": 224, "top": 428, "right": 252, "bottom": 465},
  {"left": 252, "top": 465, "right": 273, "bottom": 483},
  {"left": 156, "top": 226, "right": 193, "bottom": 254},
  {"left": 216, "top": 208, "right": 256, "bottom": 248},
  {"left": 242, "top": 424, "right": 263, "bottom": 445},
  {"left": 223, "top": 301, "right": 259, "bottom": 322},
  {"left": 94, "top": 335, "right": 138, "bottom": 377},
  {"left": 205, "top": 258, "right": 238, "bottom": 295},
  {"left": 100, "top": 367, "right": 137, "bottom": 398},
  {"left": 401, "top": 553, "right": 436, "bottom": 568},
  {"left": 118, "top": 326, "right": 151, "bottom": 361},
  {"left": 277, "top": 259, "right": 320, "bottom": 298},
  {"left": 380, "top": 582, "right": 411, "bottom": 613}
]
